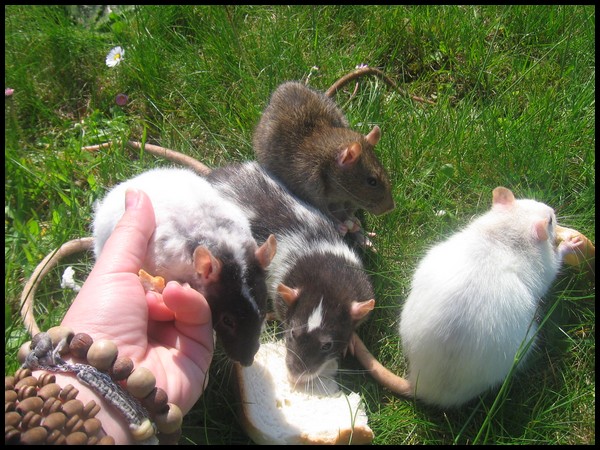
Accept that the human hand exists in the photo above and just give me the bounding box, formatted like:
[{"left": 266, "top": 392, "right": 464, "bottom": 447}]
[{"left": 61, "top": 188, "right": 214, "bottom": 416}]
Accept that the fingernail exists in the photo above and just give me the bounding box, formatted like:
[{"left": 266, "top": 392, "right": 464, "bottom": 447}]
[{"left": 125, "top": 188, "right": 141, "bottom": 210}]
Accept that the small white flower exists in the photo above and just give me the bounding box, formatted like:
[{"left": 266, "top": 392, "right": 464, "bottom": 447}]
[
  {"left": 106, "top": 46, "right": 125, "bottom": 67},
  {"left": 435, "top": 210, "right": 447, "bottom": 217},
  {"left": 61, "top": 266, "right": 82, "bottom": 292}
]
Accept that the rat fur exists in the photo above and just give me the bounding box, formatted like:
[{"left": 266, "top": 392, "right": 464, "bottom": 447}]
[
  {"left": 206, "top": 161, "right": 375, "bottom": 390},
  {"left": 92, "top": 167, "right": 277, "bottom": 366},
  {"left": 252, "top": 81, "right": 395, "bottom": 238}
]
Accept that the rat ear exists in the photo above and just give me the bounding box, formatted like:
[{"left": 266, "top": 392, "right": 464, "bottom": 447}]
[
  {"left": 350, "top": 299, "right": 375, "bottom": 322},
  {"left": 532, "top": 218, "right": 550, "bottom": 242},
  {"left": 337, "top": 142, "right": 362, "bottom": 168},
  {"left": 365, "top": 125, "right": 381, "bottom": 146},
  {"left": 194, "top": 246, "right": 222, "bottom": 283},
  {"left": 492, "top": 186, "right": 515, "bottom": 208},
  {"left": 255, "top": 234, "right": 277, "bottom": 269},
  {"left": 277, "top": 284, "right": 301, "bottom": 306}
]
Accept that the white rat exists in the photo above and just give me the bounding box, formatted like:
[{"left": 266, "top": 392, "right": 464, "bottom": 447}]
[
  {"left": 395, "top": 186, "right": 585, "bottom": 408},
  {"left": 93, "top": 167, "right": 277, "bottom": 366}
]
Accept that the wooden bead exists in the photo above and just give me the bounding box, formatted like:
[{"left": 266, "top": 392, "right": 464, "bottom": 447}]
[
  {"left": 154, "top": 403, "right": 183, "bottom": 434},
  {"left": 87, "top": 340, "right": 118, "bottom": 371},
  {"left": 59, "top": 384, "right": 79, "bottom": 401},
  {"left": 65, "top": 431, "right": 88, "bottom": 445},
  {"left": 20, "top": 426, "right": 48, "bottom": 445},
  {"left": 16, "top": 396, "right": 43, "bottom": 414},
  {"left": 83, "top": 400, "right": 101, "bottom": 418},
  {"left": 17, "top": 341, "right": 32, "bottom": 364},
  {"left": 65, "top": 414, "right": 84, "bottom": 433},
  {"left": 5, "top": 425, "right": 21, "bottom": 444},
  {"left": 5, "top": 400, "right": 17, "bottom": 413},
  {"left": 37, "top": 382, "right": 61, "bottom": 401},
  {"left": 97, "top": 435, "right": 116, "bottom": 444},
  {"left": 46, "top": 428, "right": 67, "bottom": 445},
  {"left": 15, "top": 375, "right": 38, "bottom": 390},
  {"left": 5, "top": 375, "right": 15, "bottom": 390},
  {"left": 17, "top": 384, "right": 37, "bottom": 400},
  {"left": 110, "top": 356, "right": 134, "bottom": 381},
  {"left": 21, "top": 410, "right": 43, "bottom": 429},
  {"left": 61, "top": 398, "right": 84, "bottom": 418},
  {"left": 83, "top": 417, "right": 102, "bottom": 436},
  {"left": 5, "top": 410, "right": 21, "bottom": 427},
  {"left": 5, "top": 389, "right": 18, "bottom": 403},
  {"left": 37, "top": 372, "right": 56, "bottom": 386},
  {"left": 42, "top": 397, "right": 62, "bottom": 415},
  {"left": 142, "top": 387, "right": 169, "bottom": 414},
  {"left": 14, "top": 367, "right": 32, "bottom": 381},
  {"left": 126, "top": 367, "right": 156, "bottom": 399},
  {"left": 47, "top": 325, "right": 74, "bottom": 354},
  {"left": 42, "top": 411, "right": 67, "bottom": 431},
  {"left": 69, "top": 332, "right": 93, "bottom": 359},
  {"left": 130, "top": 417, "right": 156, "bottom": 441}
]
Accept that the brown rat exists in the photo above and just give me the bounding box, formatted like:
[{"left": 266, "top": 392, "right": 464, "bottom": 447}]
[{"left": 252, "top": 81, "right": 395, "bottom": 237}]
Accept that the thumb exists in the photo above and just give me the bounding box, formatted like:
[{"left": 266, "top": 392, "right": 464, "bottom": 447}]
[{"left": 92, "top": 188, "right": 156, "bottom": 276}]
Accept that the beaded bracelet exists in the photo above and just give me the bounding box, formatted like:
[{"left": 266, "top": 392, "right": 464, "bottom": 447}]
[{"left": 5, "top": 326, "right": 183, "bottom": 445}]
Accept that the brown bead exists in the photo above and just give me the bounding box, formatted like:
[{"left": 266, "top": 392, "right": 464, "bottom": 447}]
[
  {"left": 97, "top": 435, "right": 116, "bottom": 444},
  {"left": 110, "top": 356, "right": 134, "bottom": 381},
  {"left": 83, "top": 400, "right": 101, "bottom": 418},
  {"left": 61, "top": 398, "right": 84, "bottom": 418},
  {"left": 130, "top": 417, "right": 155, "bottom": 441},
  {"left": 42, "top": 397, "right": 62, "bottom": 415},
  {"left": 87, "top": 340, "right": 118, "bottom": 371},
  {"left": 20, "top": 426, "right": 48, "bottom": 445},
  {"left": 5, "top": 411, "right": 21, "bottom": 427},
  {"left": 154, "top": 402, "right": 183, "bottom": 434},
  {"left": 15, "top": 375, "right": 38, "bottom": 390},
  {"left": 65, "top": 414, "right": 84, "bottom": 433},
  {"left": 5, "top": 375, "right": 15, "bottom": 390},
  {"left": 37, "top": 372, "right": 56, "bottom": 386},
  {"left": 69, "top": 332, "right": 94, "bottom": 359},
  {"left": 21, "top": 410, "right": 43, "bottom": 429},
  {"left": 14, "top": 367, "right": 32, "bottom": 381},
  {"left": 5, "top": 400, "right": 16, "bottom": 413},
  {"left": 17, "top": 384, "right": 37, "bottom": 400},
  {"left": 46, "top": 428, "right": 67, "bottom": 445},
  {"left": 142, "top": 387, "right": 169, "bottom": 414},
  {"left": 126, "top": 367, "right": 156, "bottom": 399},
  {"left": 59, "top": 383, "right": 79, "bottom": 401},
  {"left": 65, "top": 431, "right": 88, "bottom": 445},
  {"left": 47, "top": 325, "right": 75, "bottom": 354},
  {"left": 5, "top": 389, "right": 18, "bottom": 403},
  {"left": 83, "top": 417, "right": 102, "bottom": 436},
  {"left": 42, "top": 411, "right": 67, "bottom": 431},
  {"left": 17, "top": 341, "right": 32, "bottom": 365},
  {"left": 87, "top": 435, "right": 99, "bottom": 445},
  {"left": 5, "top": 425, "right": 21, "bottom": 444},
  {"left": 16, "top": 396, "right": 43, "bottom": 414},
  {"left": 37, "top": 382, "right": 61, "bottom": 401}
]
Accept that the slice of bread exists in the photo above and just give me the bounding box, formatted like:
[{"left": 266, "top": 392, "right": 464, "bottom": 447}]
[{"left": 234, "top": 341, "right": 374, "bottom": 445}]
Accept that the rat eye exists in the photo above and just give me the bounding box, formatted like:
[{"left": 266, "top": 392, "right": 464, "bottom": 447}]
[
  {"left": 320, "top": 341, "right": 333, "bottom": 352},
  {"left": 367, "top": 177, "right": 378, "bottom": 187}
]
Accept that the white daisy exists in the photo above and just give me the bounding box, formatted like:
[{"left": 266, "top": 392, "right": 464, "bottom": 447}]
[{"left": 106, "top": 46, "right": 125, "bottom": 67}]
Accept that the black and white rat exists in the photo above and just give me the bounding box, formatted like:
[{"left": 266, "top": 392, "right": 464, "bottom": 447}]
[
  {"left": 93, "top": 167, "right": 277, "bottom": 366},
  {"left": 252, "top": 81, "right": 395, "bottom": 237},
  {"left": 206, "top": 161, "right": 375, "bottom": 390},
  {"left": 352, "top": 186, "right": 583, "bottom": 408}
]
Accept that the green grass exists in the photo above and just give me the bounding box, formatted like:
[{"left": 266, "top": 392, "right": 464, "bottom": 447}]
[{"left": 5, "top": 5, "right": 595, "bottom": 445}]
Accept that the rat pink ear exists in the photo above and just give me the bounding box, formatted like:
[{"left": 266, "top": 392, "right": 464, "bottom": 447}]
[
  {"left": 532, "top": 218, "right": 550, "bottom": 242},
  {"left": 194, "top": 246, "right": 222, "bottom": 283},
  {"left": 256, "top": 234, "right": 277, "bottom": 269},
  {"left": 350, "top": 299, "right": 375, "bottom": 322},
  {"left": 337, "top": 142, "right": 362, "bottom": 168},
  {"left": 365, "top": 125, "right": 381, "bottom": 146},
  {"left": 492, "top": 186, "right": 515, "bottom": 209},
  {"left": 277, "top": 283, "right": 301, "bottom": 306}
]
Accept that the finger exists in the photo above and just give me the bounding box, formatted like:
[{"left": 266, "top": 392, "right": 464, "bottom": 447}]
[
  {"left": 146, "top": 291, "right": 176, "bottom": 322},
  {"left": 92, "top": 189, "right": 156, "bottom": 276},
  {"left": 161, "top": 281, "right": 213, "bottom": 342}
]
